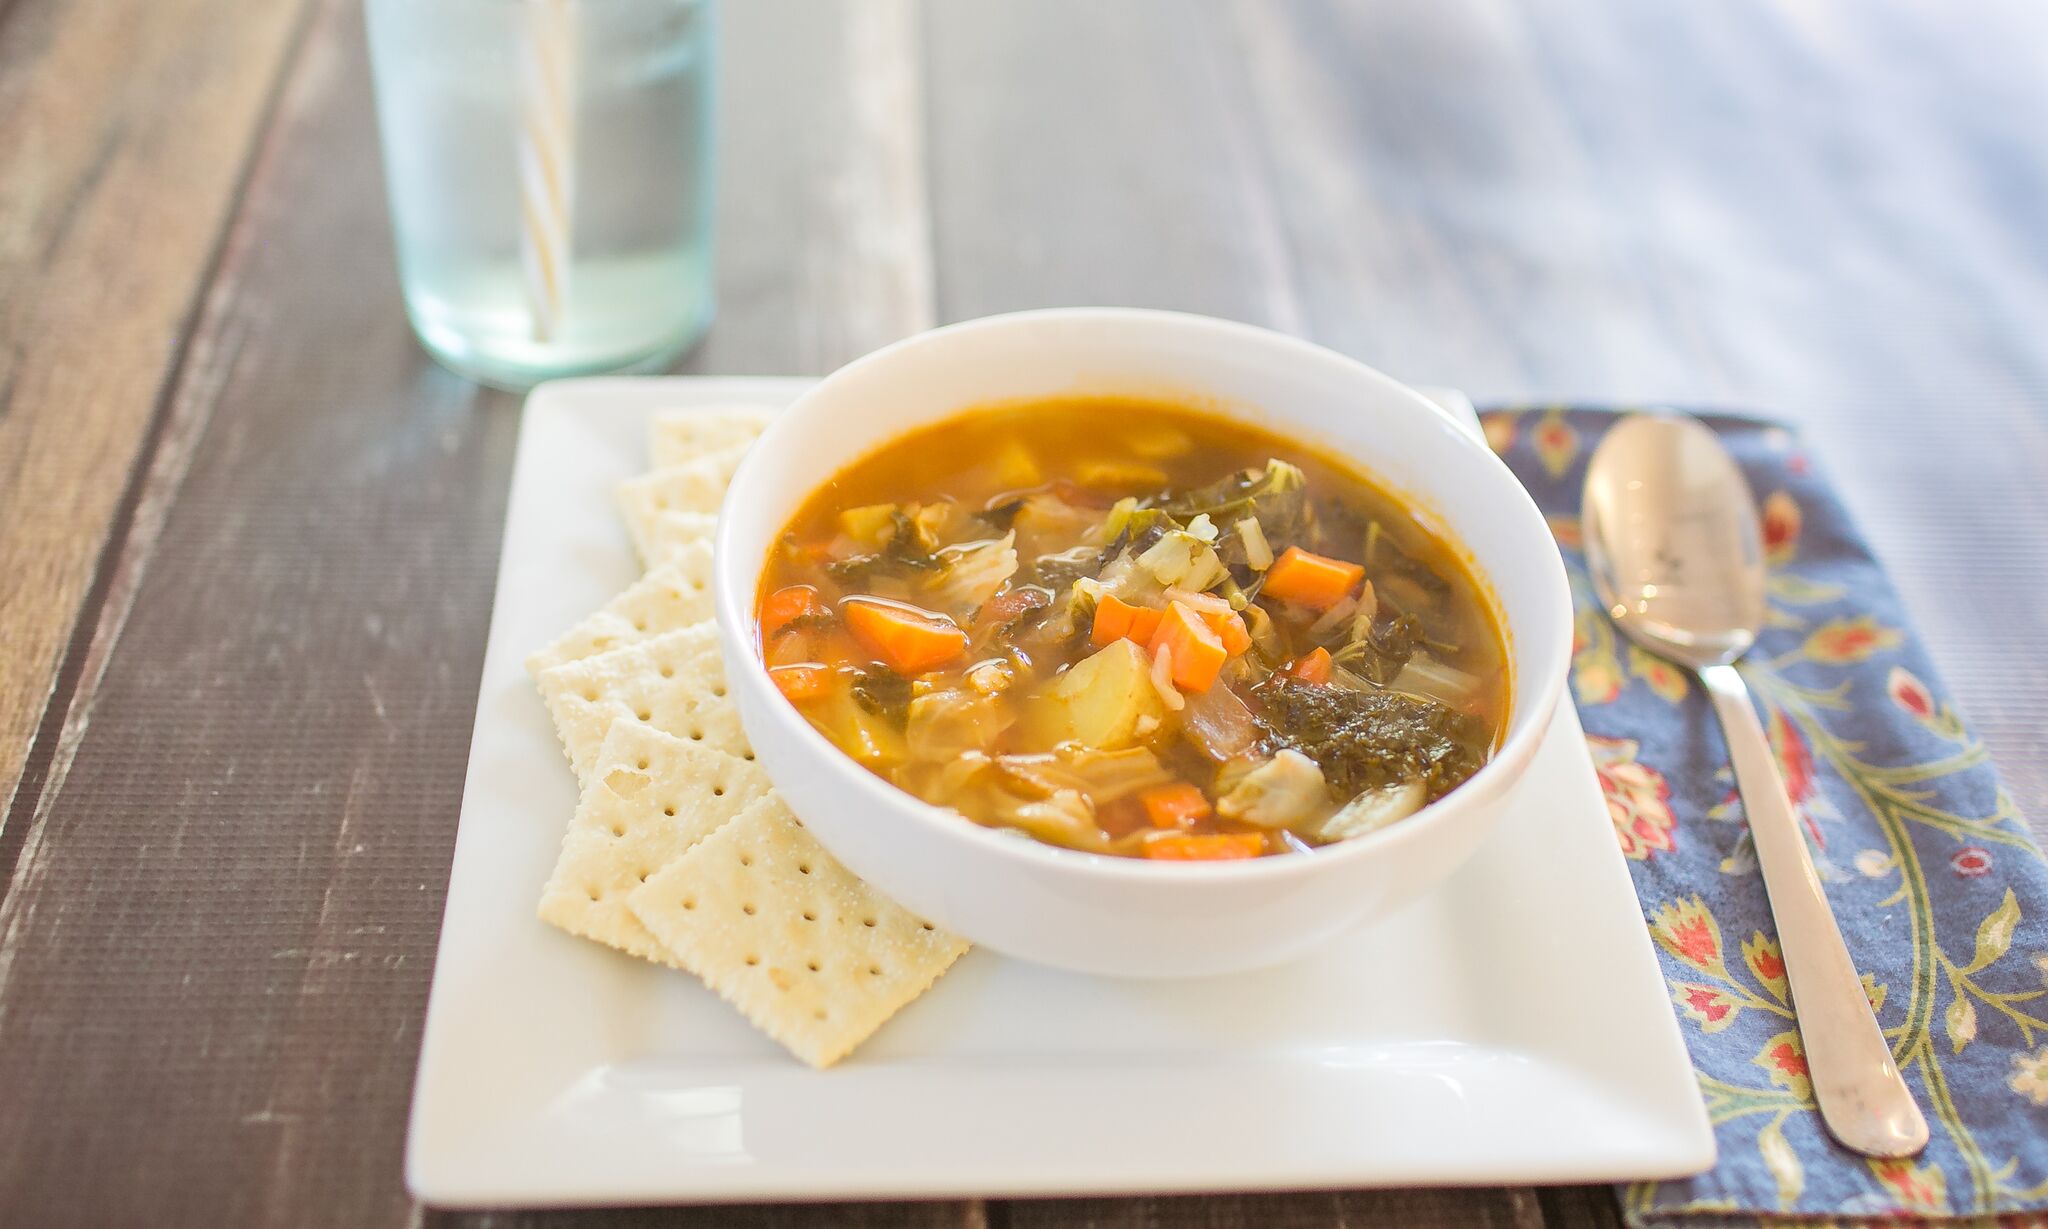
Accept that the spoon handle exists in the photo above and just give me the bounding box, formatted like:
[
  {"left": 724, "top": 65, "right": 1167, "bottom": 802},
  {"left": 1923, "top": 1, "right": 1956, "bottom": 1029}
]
[{"left": 1698, "top": 663, "right": 1929, "bottom": 1158}]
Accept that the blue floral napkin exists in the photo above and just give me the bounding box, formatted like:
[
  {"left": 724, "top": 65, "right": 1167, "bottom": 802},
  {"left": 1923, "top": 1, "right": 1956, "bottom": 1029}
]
[{"left": 1483, "top": 408, "right": 2048, "bottom": 1228}]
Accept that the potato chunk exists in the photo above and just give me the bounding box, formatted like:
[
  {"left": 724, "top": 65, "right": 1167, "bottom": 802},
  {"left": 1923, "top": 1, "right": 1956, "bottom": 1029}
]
[{"left": 1028, "top": 639, "right": 1169, "bottom": 750}]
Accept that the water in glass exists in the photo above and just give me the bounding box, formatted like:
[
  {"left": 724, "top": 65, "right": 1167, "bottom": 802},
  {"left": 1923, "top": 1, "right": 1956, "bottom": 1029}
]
[{"left": 366, "top": 0, "right": 717, "bottom": 389}]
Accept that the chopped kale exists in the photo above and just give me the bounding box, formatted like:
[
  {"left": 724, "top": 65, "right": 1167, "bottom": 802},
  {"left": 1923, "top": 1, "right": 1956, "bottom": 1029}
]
[
  {"left": 1158, "top": 459, "right": 1307, "bottom": 543},
  {"left": 1330, "top": 611, "right": 1424, "bottom": 685},
  {"left": 1023, "top": 545, "right": 1103, "bottom": 593},
  {"left": 1249, "top": 677, "right": 1489, "bottom": 800},
  {"left": 825, "top": 509, "right": 943, "bottom": 583},
  {"left": 770, "top": 610, "right": 838, "bottom": 640},
  {"left": 976, "top": 585, "right": 1053, "bottom": 636},
  {"left": 980, "top": 496, "right": 1026, "bottom": 531},
  {"left": 849, "top": 669, "right": 914, "bottom": 724}
]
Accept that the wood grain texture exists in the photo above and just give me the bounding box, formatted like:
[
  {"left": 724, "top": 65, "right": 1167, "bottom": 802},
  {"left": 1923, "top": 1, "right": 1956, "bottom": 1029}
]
[
  {"left": 431, "top": 1204, "right": 983, "bottom": 1229},
  {"left": 1003, "top": 1190, "right": 1546, "bottom": 1229},
  {"left": 1536, "top": 1187, "right": 1627, "bottom": 1229},
  {"left": 0, "top": 0, "right": 309, "bottom": 833},
  {"left": 4, "top": 0, "right": 2048, "bottom": 1226}
]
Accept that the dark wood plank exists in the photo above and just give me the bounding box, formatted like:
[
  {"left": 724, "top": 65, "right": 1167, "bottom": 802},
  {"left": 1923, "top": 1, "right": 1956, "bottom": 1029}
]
[
  {"left": 429, "top": 1204, "right": 980, "bottom": 1229},
  {"left": 0, "top": 0, "right": 961, "bottom": 1226},
  {"left": 0, "top": 0, "right": 309, "bottom": 840},
  {"left": 1004, "top": 1190, "right": 1543, "bottom": 1229},
  {"left": 1535, "top": 1186, "right": 1626, "bottom": 1229},
  {"left": 0, "top": 0, "right": 515, "bottom": 1223}
]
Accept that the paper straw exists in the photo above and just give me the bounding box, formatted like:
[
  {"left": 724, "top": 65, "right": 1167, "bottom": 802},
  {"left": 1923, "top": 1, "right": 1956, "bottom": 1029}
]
[{"left": 518, "top": 0, "right": 577, "bottom": 344}]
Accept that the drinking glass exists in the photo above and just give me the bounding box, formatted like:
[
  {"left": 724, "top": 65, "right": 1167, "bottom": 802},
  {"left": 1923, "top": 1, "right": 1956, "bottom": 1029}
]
[{"left": 366, "top": 0, "right": 717, "bottom": 390}]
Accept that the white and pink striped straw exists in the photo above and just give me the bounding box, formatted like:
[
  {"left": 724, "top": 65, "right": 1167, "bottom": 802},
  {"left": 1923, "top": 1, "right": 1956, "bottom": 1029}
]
[{"left": 517, "top": 0, "right": 577, "bottom": 344}]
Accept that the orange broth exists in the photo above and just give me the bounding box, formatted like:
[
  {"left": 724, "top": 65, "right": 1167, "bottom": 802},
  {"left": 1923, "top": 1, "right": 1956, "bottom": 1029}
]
[{"left": 756, "top": 396, "right": 1510, "bottom": 859}]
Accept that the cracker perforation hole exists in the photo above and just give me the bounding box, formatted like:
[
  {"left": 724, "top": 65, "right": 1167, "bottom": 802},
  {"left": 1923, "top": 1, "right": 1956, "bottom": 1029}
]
[
  {"left": 663, "top": 805, "right": 676, "bottom": 817},
  {"left": 801, "top": 911, "right": 816, "bottom": 922},
  {"left": 742, "top": 903, "right": 756, "bottom": 916}
]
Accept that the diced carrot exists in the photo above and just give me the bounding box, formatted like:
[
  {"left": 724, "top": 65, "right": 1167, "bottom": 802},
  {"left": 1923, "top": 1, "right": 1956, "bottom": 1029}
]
[
  {"left": 1090, "top": 593, "right": 1140, "bottom": 646},
  {"left": 1206, "top": 610, "right": 1252, "bottom": 656},
  {"left": 1283, "top": 646, "right": 1333, "bottom": 684},
  {"left": 762, "top": 584, "right": 825, "bottom": 637},
  {"left": 1143, "top": 832, "right": 1266, "bottom": 861},
  {"left": 768, "top": 664, "right": 833, "bottom": 703},
  {"left": 1147, "top": 602, "right": 1227, "bottom": 692},
  {"left": 1091, "top": 594, "right": 1175, "bottom": 650},
  {"left": 1139, "top": 783, "right": 1213, "bottom": 829},
  {"left": 1261, "top": 547, "right": 1364, "bottom": 611},
  {"left": 840, "top": 596, "right": 968, "bottom": 674},
  {"left": 1160, "top": 589, "right": 1249, "bottom": 655}
]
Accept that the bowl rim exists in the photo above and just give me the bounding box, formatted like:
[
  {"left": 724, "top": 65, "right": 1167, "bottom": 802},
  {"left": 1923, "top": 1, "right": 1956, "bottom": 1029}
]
[{"left": 714, "top": 306, "right": 1572, "bottom": 884}]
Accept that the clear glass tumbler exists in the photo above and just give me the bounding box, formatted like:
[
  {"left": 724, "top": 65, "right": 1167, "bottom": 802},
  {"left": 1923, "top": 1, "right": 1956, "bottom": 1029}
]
[{"left": 366, "top": 0, "right": 717, "bottom": 390}]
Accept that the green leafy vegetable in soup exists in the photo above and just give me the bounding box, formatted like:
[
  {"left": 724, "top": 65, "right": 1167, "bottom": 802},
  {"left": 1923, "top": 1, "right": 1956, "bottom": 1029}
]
[{"left": 757, "top": 397, "right": 1509, "bottom": 860}]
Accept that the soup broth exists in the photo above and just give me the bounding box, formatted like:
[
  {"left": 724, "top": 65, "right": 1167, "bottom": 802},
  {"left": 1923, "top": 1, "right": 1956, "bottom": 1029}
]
[{"left": 756, "top": 396, "right": 1510, "bottom": 859}]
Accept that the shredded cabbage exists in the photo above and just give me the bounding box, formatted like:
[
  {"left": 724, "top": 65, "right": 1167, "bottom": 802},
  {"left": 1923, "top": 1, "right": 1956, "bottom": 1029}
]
[
  {"left": 1216, "top": 749, "right": 1330, "bottom": 828},
  {"left": 926, "top": 531, "right": 1017, "bottom": 614},
  {"left": 1316, "top": 779, "right": 1426, "bottom": 841}
]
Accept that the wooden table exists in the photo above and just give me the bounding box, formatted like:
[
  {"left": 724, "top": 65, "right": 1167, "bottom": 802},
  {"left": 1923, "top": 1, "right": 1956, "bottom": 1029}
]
[{"left": 3, "top": 1, "right": 2044, "bottom": 1225}]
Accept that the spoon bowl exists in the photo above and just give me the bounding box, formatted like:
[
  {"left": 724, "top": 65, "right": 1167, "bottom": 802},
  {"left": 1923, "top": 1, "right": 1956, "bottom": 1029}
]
[{"left": 1582, "top": 414, "right": 1765, "bottom": 669}]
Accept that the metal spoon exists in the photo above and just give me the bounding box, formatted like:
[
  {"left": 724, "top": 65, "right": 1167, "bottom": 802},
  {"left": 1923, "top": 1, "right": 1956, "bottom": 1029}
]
[{"left": 1583, "top": 412, "right": 1928, "bottom": 1159}]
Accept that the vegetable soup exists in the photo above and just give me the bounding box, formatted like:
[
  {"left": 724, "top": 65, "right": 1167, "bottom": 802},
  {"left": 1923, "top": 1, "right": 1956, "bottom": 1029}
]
[{"left": 756, "top": 397, "right": 1510, "bottom": 860}]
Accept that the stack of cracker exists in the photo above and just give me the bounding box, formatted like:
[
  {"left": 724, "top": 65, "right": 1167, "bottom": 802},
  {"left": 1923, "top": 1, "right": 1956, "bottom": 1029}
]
[{"left": 525, "top": 406, "right": 968, "bottom": 1068}]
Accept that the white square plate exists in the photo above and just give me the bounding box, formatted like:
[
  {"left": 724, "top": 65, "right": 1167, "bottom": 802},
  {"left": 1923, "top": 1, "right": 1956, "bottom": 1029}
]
[{"left": 407, "top": 377, "right": 1714, "bottom": 1208}]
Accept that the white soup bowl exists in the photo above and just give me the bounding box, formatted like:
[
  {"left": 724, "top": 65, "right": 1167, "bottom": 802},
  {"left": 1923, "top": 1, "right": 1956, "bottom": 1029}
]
[{"left": 713, "top": 308, "right": 1571, "bottom": 978}]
